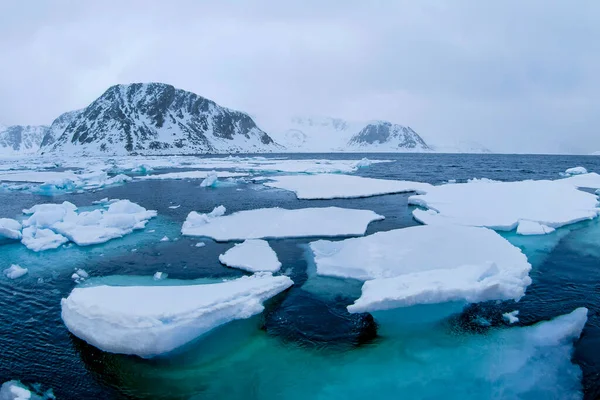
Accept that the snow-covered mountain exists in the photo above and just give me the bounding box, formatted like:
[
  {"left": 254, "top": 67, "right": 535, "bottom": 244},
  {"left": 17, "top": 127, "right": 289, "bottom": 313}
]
[
  {"left": 41, "top": 83, "right": 280, "bottom": 155},
  {"left": 257, "top": 116, "right": 430, "bottom": 152},
  {"left": 0, "top": 124, "right": 48, "bottom": 155},
  {"left": 40, "top": 109, "right": 83, "bottom": 148}
]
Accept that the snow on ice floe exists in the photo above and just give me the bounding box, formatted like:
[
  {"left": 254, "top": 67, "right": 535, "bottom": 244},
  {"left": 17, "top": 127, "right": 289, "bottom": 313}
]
[
  {"left": 503, "top": 310, "right": 520, "bottom": 324},
  {"left": 516, "top": 220, "right": 555, "bottom": 235},
  {"left": 0, "top": 218, "right": 22, "bottom": 240},
  {"left": 310, "top": 225, "right": 531, "bottom": 313},
  {"left": 17, "top": 200, "right": 156, "bottom": 250},
  {"left": 61, "top": 273, "right": 293, "bottom": 357},
  {"left": 182, "top": 206, "right": 384, "bottom": 241},
  {"left": 261, "top": 174, "right": 432, "bottom": 200},
  {"left": 219, "top": 240, "right": 282, "bottom": 273},
  {"left": 3, "top": 264, "right": 28, "bottom": 279},
  {"left": 136, "top": 170, "right": 246, "bottom": 181},
  {"left": 409, "top": 178, "right": 600, "bottom": 234},
  {"left": 0, "top": 380, "right": 54, "bottom": 400}
]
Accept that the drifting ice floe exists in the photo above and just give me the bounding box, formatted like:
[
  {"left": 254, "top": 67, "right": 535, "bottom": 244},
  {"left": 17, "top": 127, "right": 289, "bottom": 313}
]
[
  {"left": 503, "top": 310, "right": 520, "bottom": 324},
  {"left": 3, "top": 264, "right": 28, "bottom": 279},
  {"left": 410, "top": 178, "right": 600, "bottom": 234},
  {"left": 61, "top": 273, "right": 293, "bottom": 357},
  {"left": 0, "top": 218, "right": 22, "bottom": 240},
  {"left": 310, "top": 225, "right": 531, "bottom": 313},
  {"left": 182, "top": 206, "right": 384, "bottom": 241},
  {"left": 219, "top": 240, "right": 282, "bottom": 272},
  {"left": 563, "top": 166, "right": 588, "bottom": 176},
  {"left": 136, "top": 171, "right": 246, "bottom": 180},
  {"left": 262, "top": 174, "right": 432, "bottom": 200},
  {"left": 200, "top": 171, "right": 219, "bottom": 187},
  {"left": 18, "top": 200, "right": 156, "bottom": 250}
]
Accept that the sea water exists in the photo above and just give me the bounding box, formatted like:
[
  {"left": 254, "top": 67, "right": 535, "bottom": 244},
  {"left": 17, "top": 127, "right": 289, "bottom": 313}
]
[{"left": 1, "top": 153, "right": 600, "bottom": 399}]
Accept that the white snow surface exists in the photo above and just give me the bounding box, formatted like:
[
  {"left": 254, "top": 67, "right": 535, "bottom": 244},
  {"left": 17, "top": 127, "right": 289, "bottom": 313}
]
[
  {"left": 310, "top": 225, "right": 531, "bottom": 313},
  {"left": 20, "top": 200, "right": 156, "bottom": 249},
  {"left": 0, "top": 218, "right": 22, "bottom": 240},
  {"left": 409, "top": 178, "right": 600, "bottom": 233},
  {"left": 61, "top": 273, "right": 293, "bottom": 357},
  {"left": 262, "top": 174, "right": 432, "bottom": 200},
  {"left": 182, "top": 206, "right": 384, "bottom": 241},
  {"left": 516, "top": 220, "right": 556, "bottom": 235},
  {"left": 3, "top": 265, "right": 28, "bottom": 279},
  {"left": 219, "top": 240, "right": 282, "bottom": 272}
]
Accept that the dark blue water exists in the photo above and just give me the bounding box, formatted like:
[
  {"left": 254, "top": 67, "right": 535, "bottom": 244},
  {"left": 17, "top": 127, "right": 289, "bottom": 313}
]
[{"left": 1, "top": 153, "right": 600, "bottom": 399}]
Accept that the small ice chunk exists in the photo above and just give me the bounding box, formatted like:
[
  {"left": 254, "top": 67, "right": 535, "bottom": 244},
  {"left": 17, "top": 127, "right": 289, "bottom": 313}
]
[
  {"left": 61, "top": 273, "right": 294, "bottom": 357},
  {"left": 153, "top": 272, "right": 166, "bottom": 280},
  {"left": 160, "top": 236, "right": 169, "bottom": 242},
  {"left": 3, "top": 265, "right": 28, "bottom": 279},
  {"left": 355, "top": 158, "right": 372, "bottom": 168},
  {"left": 195, "top": 242, "right": 206, "bottom": 248},
  {"left": 564, "top": 166, "right": 588, "bottom": 175},
  {"left": 0, "top": 218, "right": 22, "bottom": 240},
  {"left": 21, "top": 227, "right": 69, "bottom": 252},
  {"left": 182, "top": 206, "right": 384, "bottom": 241},
  {"left": 219, "top": 240, "right": 282, "bottom": 273},
  {"left": 262, "top": 174, "right": 432, "bottom": 200},
  {"left": 92, "top": 198, "right": 109, "bottom": 205},
  {"left": 200, "top": 171, "right": 218, "bottom": 187},
  {"left": 516, "top": 220, "right": 555, "bottom": 235},
  {"left": 168, "top": 205, "right": 181, "bottom": 209},
  {"left": 0, "top": 380, "right": 38, "bottom": 400},
  {"left": 503, "top": 310, "right": 520, "bottom": 324}
]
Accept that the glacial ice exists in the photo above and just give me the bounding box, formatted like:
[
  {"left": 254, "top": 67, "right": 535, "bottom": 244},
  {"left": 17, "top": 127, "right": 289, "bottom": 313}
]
[
  {"left": 310, "top": 225, "right": 531, "bottom": 312},
  {"left": 61, "top": 273, "right": 293, "bottom": 357},
  {"left": 19, "top": 200, "right": 156, "bottom": 249},
  {"left": 262, "top": 174, "right": 432, "bottom": 199},
  {"left": 0, "top": 218, "right": 22, "bottom": 240},
  {"left": 182, "top": 206, "right": 384, "bottom": 241},
  {"left": 3, "top": 264, "right": 28, "bottom": 279},
  {"left": 410, "top": 178, "right": 600, "bottom": 234},
  {"left": 219, "top": 240, "right": 282, "bottom": 272}
]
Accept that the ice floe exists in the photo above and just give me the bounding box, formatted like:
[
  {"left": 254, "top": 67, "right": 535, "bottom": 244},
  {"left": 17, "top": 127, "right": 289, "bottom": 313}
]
[
  {"left": 219, "top": 240, "right": 282, "bottom": 273},
  {"left": 310, "top": 225, "right": 531, "bottom": 313},
  {"left": 262, "top": 174, "right": 432, "bottom": 200},
  {"left": 516, "top": 220, "right": 556, "bottom": 235},
  {"left": 18, "top": 200, "right": 156, "bottom": 250},
  {"left": 410, "top": 178, "right": 600, "bottom": 234},
  {"left": 136, "top": 171, "right": 246, "bottom": 181},
  {"left": 200, "top": 171, "right": 219, "bottom": 187},
  {"left": 61, "top": 273, "right": 293, "bottom": 357},
  {"left": 3, "top": 264, "right": 28, "bottom": 279},
  {"left": 0, "top": 218, "right": 22, "bottom": 240},
  {"left": 182, "top": 206, "right": 384, "bottom": 241},
  {"left": 0, "top": 380, "right": 54, "bottom": 400},
  {"left": 563, "top": 166, "right": 588, "bottom": 175},
  {"left": 503, "top": 310, "right": 520, "bottom": 324},
  {"left": 153, "top": 271, "right": 166, "bottom": 280}
]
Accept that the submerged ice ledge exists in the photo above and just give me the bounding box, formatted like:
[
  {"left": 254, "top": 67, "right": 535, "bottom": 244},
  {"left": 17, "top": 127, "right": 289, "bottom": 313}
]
[
  {"left": 61, "top": 273, "right": 293, "bottom": 358},
  {"left": 182, "top": 206, "right": 384, "bottom": 241}
]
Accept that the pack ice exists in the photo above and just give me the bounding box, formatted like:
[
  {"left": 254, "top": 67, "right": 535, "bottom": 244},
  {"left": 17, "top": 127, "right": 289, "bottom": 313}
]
[
  {"left": 219, "top": 240, "right": 282, "bottom": 272},
  {"left": 262, "top": 174, "right": 432, "bottom": 199},
  {"left": 0, "top": 218, "right": 22, "bottom": 240},
  {"left": 409, "top": 178, "right": 600, "bottom": 234},
  {"left": 310, "top": 225, "right": 531, "bottom": 313},
  {"left": 61, "top": 273, "right": 293, "bottom": 358},
  {"left": 182, "top": 206, "right": 384, "bottom": 241},
  {"left": 19, "top": 200, "right": 156, "bottom": 250}
]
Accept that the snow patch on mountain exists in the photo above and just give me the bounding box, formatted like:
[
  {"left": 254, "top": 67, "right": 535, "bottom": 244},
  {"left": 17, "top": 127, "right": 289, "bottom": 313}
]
[{"left": 0, "top": 125, "right": 48, "bottom": 155}]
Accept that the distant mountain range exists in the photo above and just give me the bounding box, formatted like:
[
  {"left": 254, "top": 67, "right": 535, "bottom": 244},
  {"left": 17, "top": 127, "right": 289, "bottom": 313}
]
[{"left": 0, "top": 82, "right": 491, "bottom": 156}]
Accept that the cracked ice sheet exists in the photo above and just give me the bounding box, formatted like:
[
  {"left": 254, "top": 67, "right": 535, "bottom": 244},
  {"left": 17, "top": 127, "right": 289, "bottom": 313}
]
[
  {"left": 182, "top": 206, "right": 384, "bottom": 241},
  {"left": 61, "top": 273, "right": 293, "bottom": 358},
  {"left": 409, "top": 178, "right": 600, "bottom": 234},
  {"left": 261, "top": 174, "right": 432, "bottom": 199},
  {"left": 310, "top": 225, "right": 531, "bottom": 313}
]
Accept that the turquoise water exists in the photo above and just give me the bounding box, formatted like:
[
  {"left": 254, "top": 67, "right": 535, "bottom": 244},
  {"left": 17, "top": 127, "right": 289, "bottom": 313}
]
[{"left": 1, "top": 153, "right": 600, "bottom": 399}]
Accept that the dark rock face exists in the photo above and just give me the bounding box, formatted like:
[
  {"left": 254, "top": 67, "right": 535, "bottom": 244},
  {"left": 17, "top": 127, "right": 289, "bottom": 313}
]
[
  {"left": 348, "top": 121, "right": 430, "bottom": 150},
  {"left": 44, "top": 82, "right": 278, "bottom": 155}
]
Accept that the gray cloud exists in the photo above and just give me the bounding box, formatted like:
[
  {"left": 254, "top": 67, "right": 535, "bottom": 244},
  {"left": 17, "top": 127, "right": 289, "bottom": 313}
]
[{"left": 1, "top": 0, "right": 599, "bottom": 153}]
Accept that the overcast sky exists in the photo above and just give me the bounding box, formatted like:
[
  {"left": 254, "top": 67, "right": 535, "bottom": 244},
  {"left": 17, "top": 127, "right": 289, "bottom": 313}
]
[{"left": 1, "top": 1, "right": 599, "bottom": 153}]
